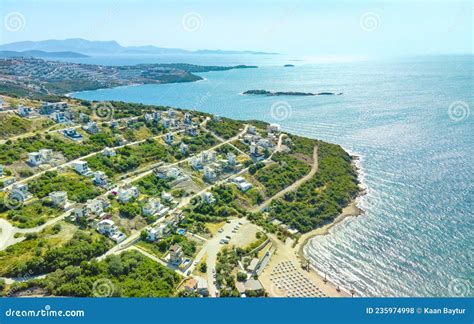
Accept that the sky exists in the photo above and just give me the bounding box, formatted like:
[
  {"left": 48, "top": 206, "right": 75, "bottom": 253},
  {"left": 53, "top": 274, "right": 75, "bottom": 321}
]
[{"left": 0, "top": 0, "right": 472, "bottom": 57}]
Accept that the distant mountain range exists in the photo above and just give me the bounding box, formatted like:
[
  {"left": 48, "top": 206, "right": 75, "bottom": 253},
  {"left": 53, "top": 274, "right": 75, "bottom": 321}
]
[
  {"left": 0, "top": 38, "right": 277, "bottom": 56},
  {"left": 0, "top": 50, "right": 89, "bottom": 59}
]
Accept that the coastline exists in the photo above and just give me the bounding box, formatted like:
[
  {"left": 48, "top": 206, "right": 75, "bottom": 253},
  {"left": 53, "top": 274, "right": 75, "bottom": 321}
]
[
  {"left": 294, "top": 154, "right": 366, "bottom": 296},
  {"left": 259, "top": 154, "right": 366, "bottom": 298}
]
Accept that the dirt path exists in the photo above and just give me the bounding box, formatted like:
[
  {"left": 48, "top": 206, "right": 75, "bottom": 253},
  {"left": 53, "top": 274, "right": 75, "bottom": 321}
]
[{"left": 251, "top": 145, "right": 318, "bottom": 213}]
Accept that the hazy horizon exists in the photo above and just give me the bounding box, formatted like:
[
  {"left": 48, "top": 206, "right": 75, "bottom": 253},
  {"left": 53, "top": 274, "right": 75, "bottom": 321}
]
[{"left": 1, "top": 0, "right": 472, "bottom": 57}]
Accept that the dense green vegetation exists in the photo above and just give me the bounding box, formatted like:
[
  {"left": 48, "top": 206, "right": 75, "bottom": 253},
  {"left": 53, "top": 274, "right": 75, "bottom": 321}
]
[
  {"left": 39, "top": 251, "right": 180, "bottom": 297},
  {"left": 134, "top": 175, "right": 171, "bottom": 196},
  {"left": 184, "top": 184, "right": 245, "bottom": 225},
  {"left": 86, "top": 138, "right": 173, "bottom": 177},
  {"left": 269, "top": 141, "right": 359, "bottom": 233},
  {"left": 0, "top": 199, "right": 61, "bottom": 228},
  {"left": 2, "top": 230, "right": 112, "bottom": 277},
  {"left": 0, "top": 132, "right": 117, "bottom": 165},
  {"left": 28, "top": 171, "right": 101, "bottom": 202},
  {"left": 215, "top": 247, "right": 240, "bottom": 297},
  {"left": 0, "top": 115, "right": 31, "bottom": 138},
  {"left": 255, "top": 152, "right": 310, "bottom": 196},
  {"left": 11, "top": 230, "right": 111, "bottom": 276},
  {"left": 138, "top": 234, "right": 197, "bottom": 258},
  {"left": 0, "top": 223, "right": 72, "bottom": 276},
  {"left": 206, "top": 118, "right": 242, "bottom": 139}
]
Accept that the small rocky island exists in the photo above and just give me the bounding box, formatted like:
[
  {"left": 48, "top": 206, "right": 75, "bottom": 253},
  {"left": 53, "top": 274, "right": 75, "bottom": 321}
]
[
  {"left": 283, "top": 64, "right": 295, "bottom": 67},
  {"left": 243, "top": 89, "right": 342, "bottom": 96}
]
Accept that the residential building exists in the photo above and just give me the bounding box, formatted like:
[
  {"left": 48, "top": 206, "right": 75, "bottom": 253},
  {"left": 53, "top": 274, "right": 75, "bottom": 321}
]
[
  {"left": 247, "top": 125, "right": 257, "bottom": 135},
  {"left": 73, "top": 161, "right": 90, "bottom": 175},
  {"left": 51, "top": 111, "right": 68, "bottom": 123},
  {"left": 93, "top": 171, "right": 107, "bottom": 186},
  {"left": 233, "top": 177, "right": 253, "bottom": 192},
  {"left": 49, "top": 191, "right": 68, "bottom": 208},
  {"left": 169, "top": 244, "right": 184, "bottom": 265},
  {"left": 102, "top": 147, "right": 116, "bottom": 157},
  {"left": 161, "top": 191, "right": 173, "bottom": 203},
  {"left": 203, "top": 192, "right": 216, "bottom": 204},
  {"left": 10, "top": 183, "right": 32, "bottom": 202},
  {"left": 179, "top": 142, "right": 188, "bottom": 155},
  {"left": 27, "top": 152, "right": 42, "bottom": 166},
  {"left": 165, "top": 132, "right": 174, "bottom": 144},
  {"left": 203, "top": 166, "right": 217, "bottom": 181},
  {"left": 227, "top": 152, "right": 236, "bottom": 166},
  {"left": 186, "top": 125, "right": 198, "bottom": 136},
  {"left": 267, "top": 123, "right": 280, "bottom": 133},
  {"left": 73, "top": 203, "right": 88, "bottom": 219},
  {"left": 184, "top": 113, "right": 193, "bottom": 124},
  {"left": 97, "top": 219, "right": 116, "bottom": 235},
  {"left": 63, "top": 128, "right": 83, "bottom": 141},
  {"left": 82, "top": 121, "right": 100, "bottom": 134},
  {"left": 117, "top": 186, "right": 139, "bottom": 203},
  {"left": 17, "top": 105, "right": 32, "bottom": 117}
]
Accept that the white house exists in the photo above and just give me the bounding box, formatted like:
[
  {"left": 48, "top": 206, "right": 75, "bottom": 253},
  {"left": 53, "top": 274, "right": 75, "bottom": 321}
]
[
  {"left": 93, "top": 171, "right": 107, "bottom": 186},
  {"left": 165, "top": 132, "right": 174, "bottom": 144},
  {"left": 142, "top": 198, "right": 162, "bottom": 216},
  {"left": 184, "top": 113, "right": 193, "bottom": 124},
  {"left": 233, "top": 177, "right": 253, "bottom": 192},
  {"left": 97, "top": 219, "right": 116, "bottom": 235},
  {"left": 86, "top": 198, "right": 105, "bottom": 215},
  {"left": 166, "top": 109, "right": 176, "bottom": 118},
  {"left": 227, "top": 152, "right": 236, "bottom": 166},
  {"left": 51, "top": 111, "right": 68, "bottom": 123},
  {"left": 161, "top": 118, "right": 171, "bottom": 129},
  {"left": 203, "top": 192, "right": 216, "bottom": 204},
  {"left": 247, "top": 126, "right": 257, "bottom": 135},
  {"left": 190, "top": 156, "right": 203, "bottom": 170},
  {"left": 82, "top": 121, "right": 100, "bottom": 134},
  {"left": 27, "top": 152, "right": 42, "bottom": 166},
  {"left": 204, "top": 166, "right": 217, "bottom": 181},
  {"left": 49, "top": 191, "right": 68, "bottom": 208},
  {"left": 179, "top": 142, "right": 188, "bottom": 155},
  {"left": 167, "top": 167, "right": 180, "bottom": 179},
  {"left": 186, "top": 125, "right": 198, "bottom": 136},
  {"left": 74, "top": 161, "right": 90, "bottom": 175},
  {"left": 9, "top": 183, "right": 32, "bottom": 202},
  {"left": 267, "top": 123, "right": 280, "bottom": 133},
  {"left": 17, "top": 105, "right": 32, "bottom": 117},
  {"left": 102, "top": 147, "right": 116, "bottom": 157},
  {"left": 118, "top": 186, "right": 139, "bottom": 203},
  {"left": 161, "top": 191, "right": 173, "bottom": 203},
  {"left": 63, "top": 128, "right": 83, "bottom": 141}
]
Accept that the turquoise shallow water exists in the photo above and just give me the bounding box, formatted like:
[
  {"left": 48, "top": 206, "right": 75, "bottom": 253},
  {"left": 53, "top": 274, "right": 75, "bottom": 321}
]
[{"left": 73, "top": 55, "right": 473, "bottom": 296}]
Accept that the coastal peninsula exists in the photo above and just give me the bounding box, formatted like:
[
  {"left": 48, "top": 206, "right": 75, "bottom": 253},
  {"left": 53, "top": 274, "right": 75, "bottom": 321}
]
[{"left": 0, "top": 61, "right": 360, "bottom": 299}]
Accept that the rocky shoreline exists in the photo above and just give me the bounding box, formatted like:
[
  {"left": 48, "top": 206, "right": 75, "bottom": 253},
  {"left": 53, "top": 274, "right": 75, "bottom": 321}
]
[{"left": 243, "top": 89, "right": 342, "bottom": 96}]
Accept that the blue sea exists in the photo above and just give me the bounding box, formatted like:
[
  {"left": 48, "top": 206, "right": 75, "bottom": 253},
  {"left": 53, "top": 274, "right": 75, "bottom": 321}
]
[{"left": 72, "top": 54, "right": 474, "bottom": 297}]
